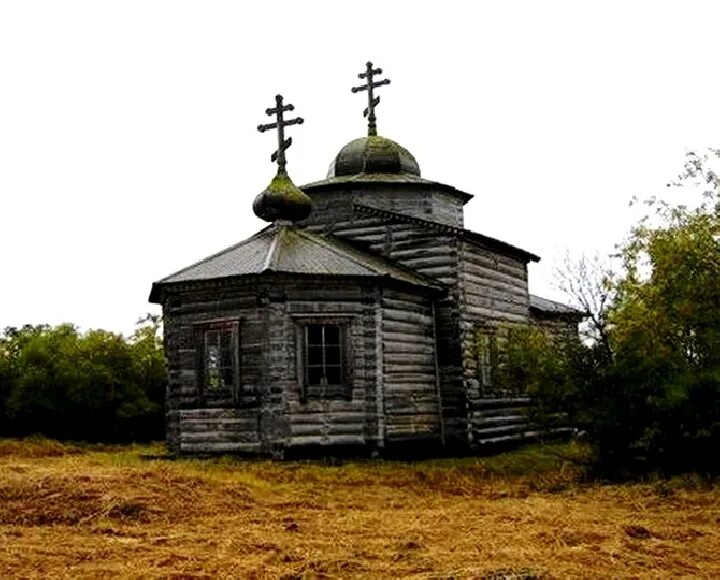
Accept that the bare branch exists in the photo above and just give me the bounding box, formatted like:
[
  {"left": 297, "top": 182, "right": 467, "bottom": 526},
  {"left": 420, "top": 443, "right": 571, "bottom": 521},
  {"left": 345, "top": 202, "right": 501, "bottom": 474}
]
[{"left": 553, "top": 251, "right": 615, "bottom": 354}]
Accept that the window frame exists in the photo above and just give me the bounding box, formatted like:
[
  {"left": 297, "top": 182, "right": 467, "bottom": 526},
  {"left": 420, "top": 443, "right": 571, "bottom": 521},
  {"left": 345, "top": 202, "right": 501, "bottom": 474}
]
[
  {"left": 294, "top": 316, "right": 352, "bottom": 401},
  {"left": 475, "top": 328, "right": 498, "bottom": 393},
  {"left": 193, "top": 319, "right": 241, "bottom": 404}
]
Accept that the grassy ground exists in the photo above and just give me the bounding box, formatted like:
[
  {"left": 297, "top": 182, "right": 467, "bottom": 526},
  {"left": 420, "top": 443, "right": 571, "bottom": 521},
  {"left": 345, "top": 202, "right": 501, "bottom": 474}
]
[{"left": 0, "top": 438, "right": 718, "bottom": 578}]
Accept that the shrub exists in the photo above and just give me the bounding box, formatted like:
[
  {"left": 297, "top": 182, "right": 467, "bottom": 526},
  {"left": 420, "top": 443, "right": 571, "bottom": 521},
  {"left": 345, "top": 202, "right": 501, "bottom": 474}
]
[{"left": 0, "top": 316, "right": 166, "bottom": 442}]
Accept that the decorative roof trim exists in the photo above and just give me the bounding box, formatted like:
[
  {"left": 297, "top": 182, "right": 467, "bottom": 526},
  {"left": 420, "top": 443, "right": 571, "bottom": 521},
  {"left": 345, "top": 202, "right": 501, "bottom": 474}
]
[{"left": 353, "top": 203, "right": 541, "bottom": 263}]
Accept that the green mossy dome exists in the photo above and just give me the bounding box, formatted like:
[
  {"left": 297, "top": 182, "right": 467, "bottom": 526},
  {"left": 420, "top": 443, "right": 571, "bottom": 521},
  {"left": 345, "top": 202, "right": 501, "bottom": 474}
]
[
  {"left": 253, "top": 173, "right": 312, "bottom": 223},
  {"left": 327, "top": 136, "right": 421, "bottom": 178}
]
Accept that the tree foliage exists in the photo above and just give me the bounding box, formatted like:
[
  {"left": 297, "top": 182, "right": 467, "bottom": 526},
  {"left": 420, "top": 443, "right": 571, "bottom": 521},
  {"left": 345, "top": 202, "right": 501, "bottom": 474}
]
[
  {"left": 605, "top": 175, "right": 720, "bottom": 473},
  {"left": 0, "top": 316, "right": 166, "bottom": 441},
  {"left": 508, "top": 150, "right": 720, "bottom": 476}
]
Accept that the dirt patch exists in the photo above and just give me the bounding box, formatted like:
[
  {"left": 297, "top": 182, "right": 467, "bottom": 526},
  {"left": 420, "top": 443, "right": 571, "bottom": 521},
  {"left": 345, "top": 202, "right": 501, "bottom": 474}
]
[{"left": 624, "top": 524, "right": 653, "bottom": 539}]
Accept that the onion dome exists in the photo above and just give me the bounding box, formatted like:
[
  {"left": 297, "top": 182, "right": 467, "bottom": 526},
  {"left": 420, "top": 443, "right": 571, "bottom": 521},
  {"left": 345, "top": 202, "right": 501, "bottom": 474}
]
[
  {"left": 327, "top": 135, "right": 421, "bottom": 178},
  {"left": 254, "top": 94, "right": 311, "bottom": 223},
  {"left": 253, "top": 172, "right": 312, "bottom": 223}
]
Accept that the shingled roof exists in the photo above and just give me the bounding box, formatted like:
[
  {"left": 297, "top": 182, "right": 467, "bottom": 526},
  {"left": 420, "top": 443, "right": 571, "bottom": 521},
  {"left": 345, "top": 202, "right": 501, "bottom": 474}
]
[{"left": 149, "top": 224, "right": 442, "bottom": 302}]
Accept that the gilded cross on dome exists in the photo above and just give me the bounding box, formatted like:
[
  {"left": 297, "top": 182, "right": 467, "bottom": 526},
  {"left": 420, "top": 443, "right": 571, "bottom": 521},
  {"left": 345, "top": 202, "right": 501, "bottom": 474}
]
[
  {"left": 351, "top": 61, "right": 391, "bottom": 137},
  {"left": 257, "top": 94, "right": 304, "bottom": 175}
]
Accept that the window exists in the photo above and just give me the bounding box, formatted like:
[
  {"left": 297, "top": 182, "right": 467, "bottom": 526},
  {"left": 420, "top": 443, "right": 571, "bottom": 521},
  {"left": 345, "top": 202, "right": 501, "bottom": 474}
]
[
  {"left": 299, "top": 321, "right": 350, "bottom": 399},
  {"left": 195, "top": 320, "right": 240, "bottom": 401},
  {"left": 475, "top": 329, "right": 498, "bottom": 391},
  {"left": 204, "top": 328, "right": 235, "bottom": 390}
]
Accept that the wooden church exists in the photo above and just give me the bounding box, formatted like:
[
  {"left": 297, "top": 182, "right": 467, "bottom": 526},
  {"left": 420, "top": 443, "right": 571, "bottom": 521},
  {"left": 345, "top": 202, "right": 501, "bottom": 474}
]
[{"left": 149, "top": 63, "right": 581, "bottom": 456}]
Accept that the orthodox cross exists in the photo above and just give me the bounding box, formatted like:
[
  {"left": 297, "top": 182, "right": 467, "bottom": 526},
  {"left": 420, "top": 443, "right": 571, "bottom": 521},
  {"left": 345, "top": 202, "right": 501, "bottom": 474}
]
[
  {"left": 351, "top": 61, "right": 391, "bottom": 137},
  {"left": 257, "top": 94, "right": 304, "bottom": 175}
]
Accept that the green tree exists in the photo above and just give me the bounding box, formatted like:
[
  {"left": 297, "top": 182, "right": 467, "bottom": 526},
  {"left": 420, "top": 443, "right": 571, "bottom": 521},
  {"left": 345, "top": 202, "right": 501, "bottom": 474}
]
[
  {"left": 0, "top": 317, "right": 166, "bottom": 441},
  {"left": 606, "top": 171, "right": 720, "bottom": 472},
  {"left": 518, "top": 150, "right": 719, "bottom": 476}
]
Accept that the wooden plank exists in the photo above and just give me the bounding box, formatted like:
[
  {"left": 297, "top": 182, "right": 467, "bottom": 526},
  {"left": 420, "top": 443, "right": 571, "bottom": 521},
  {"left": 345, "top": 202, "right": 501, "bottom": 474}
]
[
  {"left": 288, "top": 412, "right": 366, "bottom": 424},
  {"left": 383, "top": 309, "right": 430, "bottom": 326},
  {"left": 287, "top": 434, "right": 366, "bottom": 446},
  {"left": 473, "top": 397, "right": 531, "bottom": 408},
  {"left": 472, "top": 414, "right": 527, "bottom": 426},
  {"left": 383, "top": 346, "right": 434, "bottom": 360},
  {"left": 472, "top": 424, "right": 526, "bottom": 437},
  {"left": 180, "top": 431, "right": 259, "bottom": 443},
  {"left": 179, "top": 441, "right": 265, "bottom": 454},
  {"left": 382, "top": 332, "right": 432, "bottom": 347}
]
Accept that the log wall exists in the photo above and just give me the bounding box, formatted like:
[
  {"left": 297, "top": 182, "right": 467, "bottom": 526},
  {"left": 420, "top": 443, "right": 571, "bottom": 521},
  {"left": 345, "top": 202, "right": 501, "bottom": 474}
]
[
  {"left": 457, "top": 240, "right": 533, "bottom": 443},
  {"left": 468, "top": 398, "right": 533, "bottom": 445},
  {"left": 164, "top": 277, "right": 442, "bottom": 454},
  {"left": 302, "top": 192, "right": 541, "bottom": 448},
  {"left": 381, "top": 288, "right": 441, "bottom": 441},
  {"left": 279, "top": 283, "right": 380, "bottom": 449},
  {"left": 301, "top": 186, "right": 465, "bottom": 228},
  {"left": 173, "top": 408, "right": 263, "bottom": 454},
  {"left": 304, "top": 202, "right": 469, "bottom": 445},
  {"left": 163, "top": 285, "right": 268, "bottom": 453},
  {"left": 354, "top": 188, "right": 465, "bottom": 228}
]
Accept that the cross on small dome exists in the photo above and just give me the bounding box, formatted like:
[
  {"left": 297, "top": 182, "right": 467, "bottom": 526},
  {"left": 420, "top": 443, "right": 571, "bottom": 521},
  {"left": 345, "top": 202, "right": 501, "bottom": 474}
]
[{"left": 254, "top": 94, "right": 312, "bottom": 223}]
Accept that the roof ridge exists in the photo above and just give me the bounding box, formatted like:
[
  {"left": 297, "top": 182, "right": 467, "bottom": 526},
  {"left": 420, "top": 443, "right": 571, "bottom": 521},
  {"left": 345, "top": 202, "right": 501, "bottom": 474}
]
[
  {"left": 158, "top": 224, "right": 275, "bottom": 283},
  {"left": 262, "top": 224, "right": 285, "bottom": 272},
  {"left": 353, "top": 203, "right": 540, "bottom": 263},
  {"left": 294, "top": 227, "right": 381, "bottom": 275}
]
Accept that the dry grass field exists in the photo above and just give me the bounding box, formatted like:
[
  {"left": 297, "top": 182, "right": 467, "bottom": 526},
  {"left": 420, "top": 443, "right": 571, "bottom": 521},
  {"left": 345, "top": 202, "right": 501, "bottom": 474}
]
[{"left": 0, "top": 438, "right": 718, "bottom": 579}]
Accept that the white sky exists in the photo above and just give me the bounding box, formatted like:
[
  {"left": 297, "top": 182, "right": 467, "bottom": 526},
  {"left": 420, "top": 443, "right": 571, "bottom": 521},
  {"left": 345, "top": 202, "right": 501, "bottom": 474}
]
[{"left": 2, "top": 1, "right": 719, "bottom": 335}]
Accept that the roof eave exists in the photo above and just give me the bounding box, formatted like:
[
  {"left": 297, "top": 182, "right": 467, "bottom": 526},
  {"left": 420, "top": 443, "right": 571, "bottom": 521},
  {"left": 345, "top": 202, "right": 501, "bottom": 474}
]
[
  {"left": 148, "top": 282, "right": 163, "bottom": 304},
  {"left": 529, "top": 306, "right": 585, "bottom": 322},
  {"left": 462, "top": 231, "right": 541, "bottom": 264},
  {"left": 301, "top": 176, "right": 474, "bottom": 205},
  {"left": 148, "top": 270, "right": 446, "bottom": 305}
]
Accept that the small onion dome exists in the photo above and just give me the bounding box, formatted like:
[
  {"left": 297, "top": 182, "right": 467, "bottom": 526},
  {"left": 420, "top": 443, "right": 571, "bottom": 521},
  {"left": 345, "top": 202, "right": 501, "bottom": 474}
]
[
  {"left": 327, "top": 135, "right": 421, "bottom": 178},
  {"left": 253, "top": 173, "right": 312, "bottom": 223}
]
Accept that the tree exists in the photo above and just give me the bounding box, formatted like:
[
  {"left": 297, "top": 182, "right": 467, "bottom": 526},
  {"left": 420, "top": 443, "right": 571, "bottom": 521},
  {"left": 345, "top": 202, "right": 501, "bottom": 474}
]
[
  {"left": 524, "top": 150, "right": 720, "bottom": 476},
  {"left": 554, "top": 252, "right": 615, "bottom": 354},
  {"left": 668, "top": 148, "right": 720, "bottom": 199},
  {"left": 607, "top": 167, "right": 720, "bottom": 472},
  {"left": 0, "top": 317, "right": 166, "bottom": 441}
]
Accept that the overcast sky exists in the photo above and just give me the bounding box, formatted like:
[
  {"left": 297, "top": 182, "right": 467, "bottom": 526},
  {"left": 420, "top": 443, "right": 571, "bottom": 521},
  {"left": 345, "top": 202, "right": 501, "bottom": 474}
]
[{"left": 2, "top": 1, "right": 718, "bottom": 335}]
